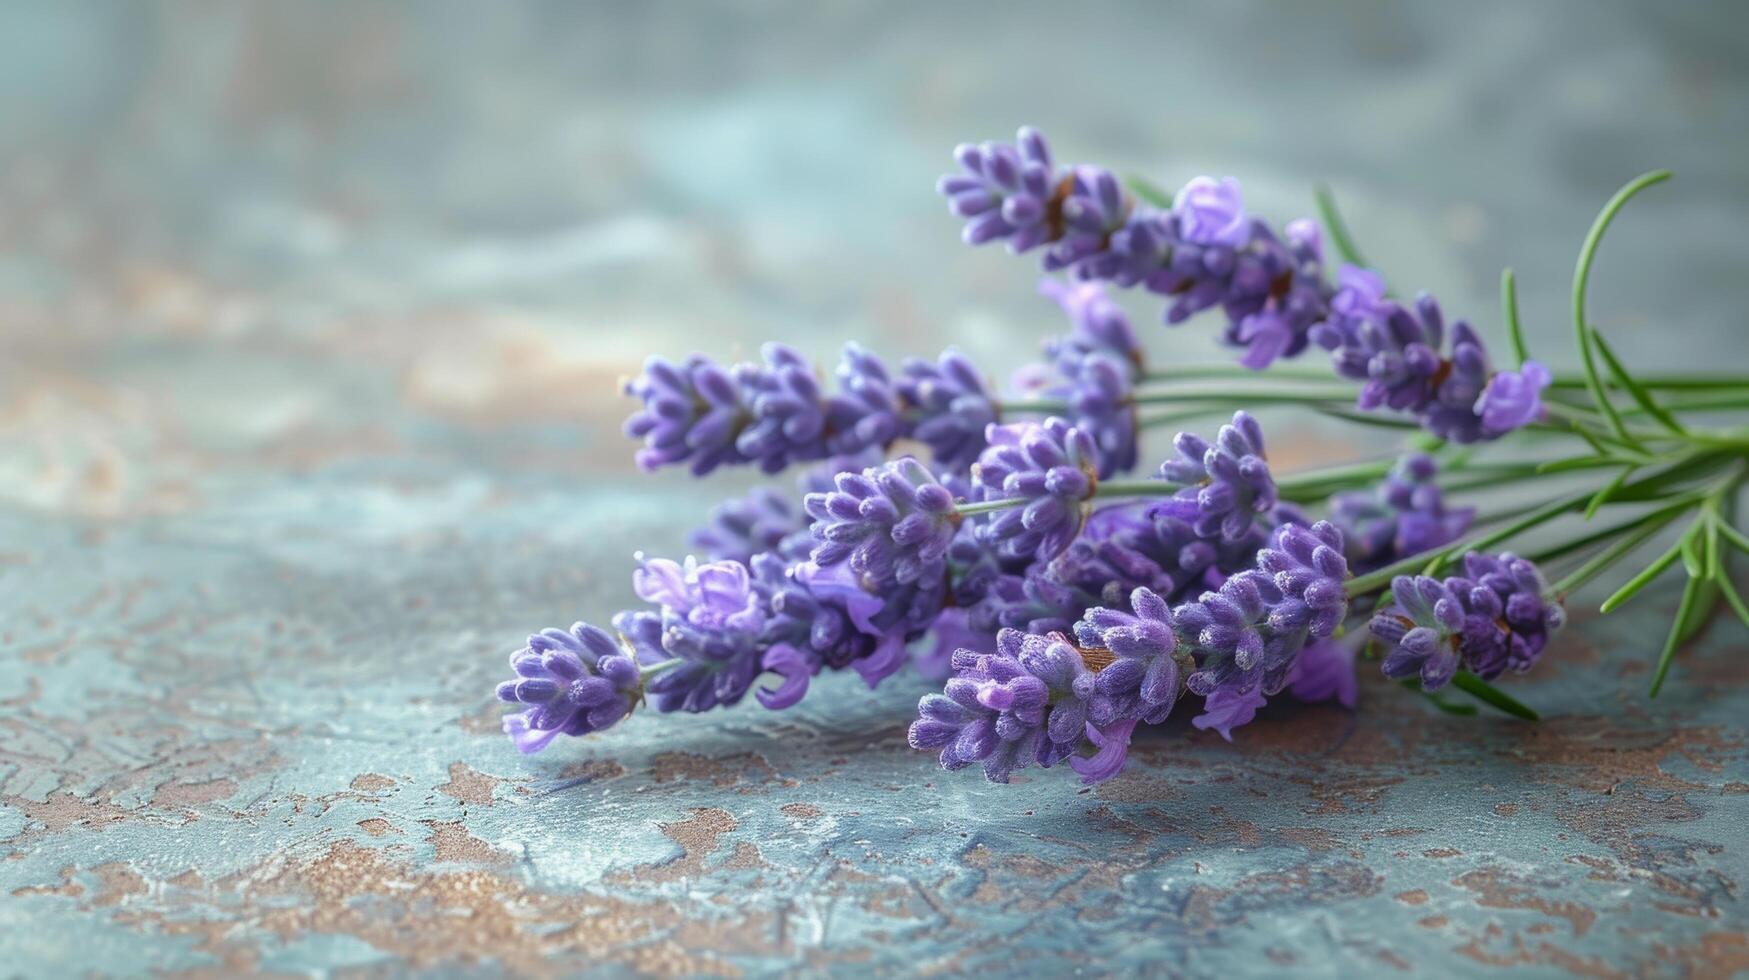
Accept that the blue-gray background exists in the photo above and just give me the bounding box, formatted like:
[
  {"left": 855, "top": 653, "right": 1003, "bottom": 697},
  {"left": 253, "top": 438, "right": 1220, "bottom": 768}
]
[{"left": 2, "top": 3, "right": 1746, "bottom": 977}]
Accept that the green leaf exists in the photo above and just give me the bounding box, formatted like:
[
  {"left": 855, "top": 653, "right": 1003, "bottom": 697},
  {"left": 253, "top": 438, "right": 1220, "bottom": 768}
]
[
  {"left": 1598, "top": 541, "right": 1682, "bottom": 613},
  {"left": 1314, "top": 184, "right": 1370, "bottom": 270},
  {"left": 1571, "top": 170, "right": 1672, "bottom": 450},
  {"left": 1649, "top": 572, "right": 1703, "bottom": 697},
  {"left": 1500, "top": 267, "right": 1530, "bottom": 367},
  {"left": 1538, "top": 455, "right": 1632, "bottom": 475},
  {"left": 1591, "top": 330, "right": 1688, "bottom": 436},
  {"left": 1715, "top": 571, "right": 1749, "bottom": 631},
  {"left": 1125, "top": 174, "right": 1174, "bottom": 209},
  {"left": 1450, "top": 671, "right": 1539, "bottom": 721},
  {"left": 1309, "top": 405, "right": 1422, "bottom": 430},
  {"left": 1585, "top": 464, "right": 1639, "bottom": 519},
  {"left": 1716, "top": 518, "right": 1749, "bottom": 555}
]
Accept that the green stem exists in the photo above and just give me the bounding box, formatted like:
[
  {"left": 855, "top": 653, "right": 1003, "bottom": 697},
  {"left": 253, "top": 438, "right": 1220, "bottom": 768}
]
[
  {"left": 1551, "top": 509, "right": 1683, "bottom": 596},
  {"left": 1451, "top": 671, "right": 1540, "bottom": 721},
  {"left": 1314, "top": 183, "right": 1370, "bottom": 269},
  {"left": 640, "top": 659, "right": 682, "bottom": 679},
  {"left": 1501, "top": 267, "right": 1530, "bottom": 367}
]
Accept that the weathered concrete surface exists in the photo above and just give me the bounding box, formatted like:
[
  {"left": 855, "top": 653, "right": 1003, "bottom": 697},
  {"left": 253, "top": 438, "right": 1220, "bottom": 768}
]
[{"left": 3, "top": 3, "right": 1748, "bottom": 976}]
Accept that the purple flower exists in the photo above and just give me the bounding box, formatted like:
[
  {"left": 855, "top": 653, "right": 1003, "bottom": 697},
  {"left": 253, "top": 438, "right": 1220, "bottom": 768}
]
[
  {"left": 496, "top": 622, "right": 651, "bottom": 754},
  {"left": 831, "top": 344, "right": 907, "bottom": 456},
  {"left": 1330, "top": 454, "right": 1474, "bottom": 572},
  {"left": 973, "top": 417, "right": 1102, "bottom": 561},
  {"left": 1256, "top": 520, "right": 1351, "bottom": 639},
  {"left": 1179, "top": 520, "right": 1348, "bottom": 699},
  {"left": 623, "top": 354, "right": 749, "bottom": 475},
  {"left": 690, "top": 486, "right": 810, "bottom": 566},
  {"left": 1419, "top": 320, "right": 1495, "bottom": 443},
  {"left": 1475, "top": 361, "right": 1552, "bottom": 437},
  {"left": 1446, "top": 552, "right": 1566, "bottom": 679},
  {"left": 1042, "top": 165, "right": 1133, "bottom": 275},
  {"left": 1288, "top": 638, "right": 1357, "bottom": 708},
  {"left": 1157, "top": 412, "right": 1277, "bottom": 541},
  {"left": 804, "top": 456, "right": 958, "bottom": 586},
  {"left": 898, "top": 348, "right": 1000, "bottom": 471},
  {"left": 1039, "top": 278, "right": 1144, "bottom": 375},
  {"left": 750, "top": 553, "right": 911, "bottom": 695},
  {"left": 908, "top": 628, "right": 1107, "bottom": 783},
  {"left": 1371, "top": 575, "right": 1465, "bottom": 690},
  {"left": 632, "top": 555, "right": 767, "bottom": 712},
  {"left": 1173, "top": 176, "right": 1249, "bottom": 248},
  {"left": 1191, "top": 686, "right": 1268, "bottom": 741},
  {"left": 1074, "top": 585, "right": 1187, "bottom": 723},
  {"left": 937, "top": 127, "right": 1060, "bottom": 252},
  {"left": 1069, "top": 717, "right": 1139, "bottom": 785}
]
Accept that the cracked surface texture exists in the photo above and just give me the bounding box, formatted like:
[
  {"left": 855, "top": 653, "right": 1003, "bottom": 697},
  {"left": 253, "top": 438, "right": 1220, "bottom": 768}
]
[{"left": 2, "top": 3, "right": 1747, "bottom": 976}]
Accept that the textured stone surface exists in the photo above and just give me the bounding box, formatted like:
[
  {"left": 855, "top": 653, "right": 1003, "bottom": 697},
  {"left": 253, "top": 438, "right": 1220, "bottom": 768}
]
[{"left": 3, "top": 3, "right": 1747, "bottom": 977}]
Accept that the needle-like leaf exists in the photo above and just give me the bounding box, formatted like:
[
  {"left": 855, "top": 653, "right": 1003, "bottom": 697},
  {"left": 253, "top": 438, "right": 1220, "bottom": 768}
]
[
  {"left": 1125, "top": 174, "right": 1173, "bottom": 209},
  {"left": 1501, "top": 267, "right": 1530, "bottom": 367},
  {"left": 1592, "top": 330, "right": 1688, "bottom": 436},
  {"left": 1650, "top": 572, "right": 1704, "bottom": 697},
  {"left": 1599, "top": 541, "right": 1683, "bottom": 613},
  {"left": 1451, "top": 671, "right": 1539, "bottom": 721},
  {"left": 1314, "top": 184, "right": 1370, "bottom": 270},
  {"left": 1571, "top": 170, "right": 1672, "bottom": 449}
]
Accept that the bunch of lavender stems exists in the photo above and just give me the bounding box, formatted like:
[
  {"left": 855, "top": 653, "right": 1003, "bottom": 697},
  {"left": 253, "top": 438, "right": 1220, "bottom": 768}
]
[{"left": 492, "top": 128, "right": 1749, "bottom": 787}]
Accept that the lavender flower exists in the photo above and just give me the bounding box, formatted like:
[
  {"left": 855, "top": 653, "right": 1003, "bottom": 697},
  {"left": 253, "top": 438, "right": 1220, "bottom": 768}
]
[
  {"left": 804, "top": 457, "right": 958, "bottom": 586},
  {"left": 496, "top": 622, "right": 651, "bottom": 754},
  {"left": 631, "top": 555, "right": 766, "bottom": 712},
  {"left": 895, "top": 349, "right": 1001, "bottom": 471},
  {"left": 1174, "top": 177, "right": 1249, "bottom": 248},
  {"left": 1180, "top": 521, "right": 1350, "bottom": 698},
  {"left": 1444, "top": 552, "right": 1567, "bottom": 679},
  {"left": 974, "top": 417, "right": 1102, "bottom": 561},
  {"left": 1041, "top": 165, "right": 1132, "bottom": 276},
  {"left": 1256, "top": 521, "right": 1351, "bottom": 639},
  {"left": 1418, "top": 320, "right": 1495, "bottom": 443},
  {"left": 1039, "top": 278, "right": 1144, "bottom": 375},
  {"left": 1371, "top": 574, "right": 1466, "bottom": 689},
  {"left": 938, "top": 127, "right": 1059, "bottom": 252},
  {"left": 907, "top": 628, "right": 1107, "bottom": 783},
  {"left": 1288, "top": 638, "right": 1358, "bottom": 708},
  {"left": 832, "top": 344, "right": 907, "bottom": 456},
  {"left": 1310, "top": 278, "right": 1540, "bottom": 443},
  {"left": 1191, "top": 686, "right": 1268, "bottom": 741},
  {"left": 690, "top": 486, "right": 810, "bottom": 565},
  {"left": 1074, "top": 585, "right": 1188, "bottom": 724},
  {"left": 1157, "top": 412, "right": 1277, "bottom": 541},
  {"left": 1475, "top": 361, "right": 1552, "bottom": 436},
  {"left": 623, "top": 354, "right": 748, "bottom": 475},
  {"left": 1330, "top": 454, "right": 1475, "bottom": 572},
  {"left": 750, "top": 553, "right": 911, "bottom": 696}
]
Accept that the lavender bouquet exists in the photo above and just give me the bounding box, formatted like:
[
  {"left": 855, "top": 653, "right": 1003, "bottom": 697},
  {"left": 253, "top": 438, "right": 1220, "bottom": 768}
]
[{"left": 494, "top": 128, "right": 1749, "bottom": 786}]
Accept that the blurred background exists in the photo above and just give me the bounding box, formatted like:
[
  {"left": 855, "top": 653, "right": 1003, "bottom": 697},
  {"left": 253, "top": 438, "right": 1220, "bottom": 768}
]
[{"left": 2, "top": 1, "right": 1745, "bottom": 528}]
